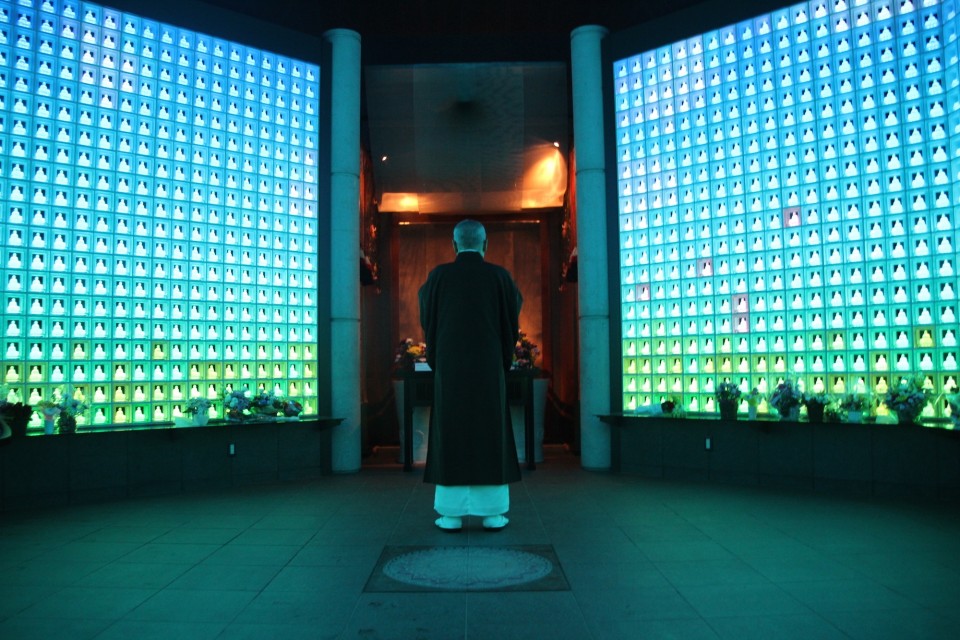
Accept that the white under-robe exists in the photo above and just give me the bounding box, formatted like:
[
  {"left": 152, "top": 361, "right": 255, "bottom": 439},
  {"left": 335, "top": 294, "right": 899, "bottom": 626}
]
[{"left": 434, "top": 485, "right": 509, "bottom": 517}]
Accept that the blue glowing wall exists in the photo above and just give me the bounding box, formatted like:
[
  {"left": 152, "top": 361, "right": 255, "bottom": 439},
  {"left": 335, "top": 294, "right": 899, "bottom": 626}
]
[
  {"left": 0, "top": 0, "right": 321, "bottom": 427},
  {"left": 613, "top": 0, "right": 959, "bottom": 418}
]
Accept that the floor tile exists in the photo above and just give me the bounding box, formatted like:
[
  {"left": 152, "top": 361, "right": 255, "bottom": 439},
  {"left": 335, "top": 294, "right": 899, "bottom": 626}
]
[
  {"left": 342, "top": 593, "right": 466, "bottom": 640},
  {"left": 575, "top": 586, "right": 700, "bottom": 622},
  {"left": 562, "top": 560, "right": 670, "bottom": 591},
  {"left": 653, "top": 558, "right": 770, "bottom": 587},
  {"left": 0, "top": 616, "right": 110, "bottom": 640},
  {"left": 201, "top": 543, "right": 300, "bottom": 567},
  {"left": 18, "top": 585, "right": 157, "bottom": 620},
  {"left": 588, "top": 617, "right": 721, "bottom": 640},
  {"left": 0, "top": 447, "right": 956, "bottom": 639},
  {"left": 263, "top": 564, "right": 371, "bottom": 593},
  {"left": 674, "top": 582, "right": 810, "bottom": 618},
  {"left": 820, "top": 607, "right": 957, "bottom": 640},
  {"left": 167, "top": 563, "right": 282, "bottom": 591},
  {"left": 75, "top": 562, "right": 193, "bottom": 590},
  {"left": 123, "top": 589, "right": 257, "bottom": 623},
  {"left": 704, "top": 613, "right": 848, "bottom": 640},
  {"left": 231, "top": 588, "right": 358, "bottom": 626},
  {"left": 778, "top": 579, "right": 922, "bottom": 613},
  {"left": 217, "top": 622, "right": 341, "bottom": 640},
  {"left": 93, "top": 619, "right": 225, "bottom": 640},
  {"left": 115, "top": 543, "right": 220, "bottom": 565}
]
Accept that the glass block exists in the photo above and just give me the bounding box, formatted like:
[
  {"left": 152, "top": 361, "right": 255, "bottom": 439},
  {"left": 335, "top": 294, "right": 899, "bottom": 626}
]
[
  {"left": 612, "top": 0, "right": 960, "bottom": 417},
  {"left": 1, "top": 0, "right": 321, "bottom": 431}
]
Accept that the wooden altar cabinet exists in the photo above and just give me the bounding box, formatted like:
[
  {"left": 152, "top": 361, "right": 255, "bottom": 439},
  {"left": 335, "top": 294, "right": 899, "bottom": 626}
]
[{"left": 397, "top": 370, "right": 538, "bottom": 472}]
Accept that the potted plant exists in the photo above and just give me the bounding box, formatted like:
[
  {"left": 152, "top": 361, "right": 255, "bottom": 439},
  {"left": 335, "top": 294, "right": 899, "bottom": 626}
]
[
  {"left": 184, "top": 397, "right": 213, "bottom": 426},
  {"left": 946, "top": 390, "right": 960, "bottom": 429},
  {"left": 838, "top": 393, "right": 870, "bottom": 423},
  {"left": 0, "top": 385, "right": 33, "bottom": 438},
  {"left": 769, "top": 378, "right": 802, "bottom": 421},
  {"left": 715, "top": 381, "right": 741, "bottom": 420},
  {"left": 883, "top": 376, "right": 931, "bottom": 425},
  {"left": 802, "top": 391, "right": 831, "bottom": 423}
]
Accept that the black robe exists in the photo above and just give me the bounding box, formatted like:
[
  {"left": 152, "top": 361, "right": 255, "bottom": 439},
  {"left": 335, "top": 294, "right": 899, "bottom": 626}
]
[{"left": 418, "top": 251, "right": 523, "bottom": 486}]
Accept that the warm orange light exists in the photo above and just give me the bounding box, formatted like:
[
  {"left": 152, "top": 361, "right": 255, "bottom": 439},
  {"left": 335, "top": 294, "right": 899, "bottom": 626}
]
[
  {"left": 379, "top": 146, "right": 567, "bottom": 213},
  {"left": 379, "top": 192, "right": 421, "bottom": 212},
  {"left": 521, "top": 145, "right": 567, "bottom": 209}
]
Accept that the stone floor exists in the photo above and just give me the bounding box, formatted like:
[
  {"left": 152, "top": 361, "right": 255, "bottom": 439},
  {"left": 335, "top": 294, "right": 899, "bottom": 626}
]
[{"left": 1, "top": 445, "right": 958, "bottom": 639}]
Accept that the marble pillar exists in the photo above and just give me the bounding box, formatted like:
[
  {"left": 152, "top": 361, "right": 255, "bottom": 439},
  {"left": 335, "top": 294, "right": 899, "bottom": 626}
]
[
  {"left": 326, "top": 29, "right": 362, "bottom": 473},
  {"left": 570, "top": 25, "right": 611, "bottom": 470}
]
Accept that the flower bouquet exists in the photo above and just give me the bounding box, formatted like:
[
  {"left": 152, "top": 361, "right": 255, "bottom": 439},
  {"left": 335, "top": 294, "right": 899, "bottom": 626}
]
[
  {"left": 185, "top": 397, "right": 212, "bottom": 415},
  {"left": 279, "top": 399, "right": 304, "bottom": 418},
  {"left": 394, "top": 338, "right": 427, "bottom": 372},
  {"left": 883, "top": 376, "right": 931, "bottom": 425},
  {"left": 802, "top": 391, "right": 831, "bottom": 423},
  {"left": 185, "top": 397, "right": 213, "bottom": 425},
  {"left": 512, "top": 330, "right": 541, "bottom": 371},
  {"left": 660, "top": 397, "right": 686, "bottom": 418},
  {"left": 715, "top": 381, "right": 741, "bottom": 420},
  {"left": 222, "top": 388, "right": 252, "bottom": 421},
  {"left": 633, "top": 397, "right": 685, "bottom": 418},
  {"left": 769, "top": 378, "right": 802, "bottom": 421},
  {"left": 250, "top": 390, "right": 281, "bottom": 417},
  {"left": 36, "top": 386, "right": 89, "bottom": 434},
  {"left": 838, "top": 393, "right": 870, "bottom": 423}
]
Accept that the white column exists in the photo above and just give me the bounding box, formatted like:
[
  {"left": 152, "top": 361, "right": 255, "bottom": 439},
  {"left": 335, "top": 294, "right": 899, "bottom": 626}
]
[
  {"left": 570, "top": 25, "right": 611, "bottom": 470},
  {"left": 325, "top": 29, "right": 362, "bottom": 473}
]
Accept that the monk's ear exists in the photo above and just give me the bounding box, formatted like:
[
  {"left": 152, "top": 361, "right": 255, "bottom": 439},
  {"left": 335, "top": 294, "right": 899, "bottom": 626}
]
[{"left": 453, "top": 240, "right": 459, "bottom": 254}]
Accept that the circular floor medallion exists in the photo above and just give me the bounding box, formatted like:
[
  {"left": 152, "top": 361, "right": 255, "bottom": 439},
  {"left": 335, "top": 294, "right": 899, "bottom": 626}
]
[{"left": 382, "top": 546, "right": 553, "bottom": 590}]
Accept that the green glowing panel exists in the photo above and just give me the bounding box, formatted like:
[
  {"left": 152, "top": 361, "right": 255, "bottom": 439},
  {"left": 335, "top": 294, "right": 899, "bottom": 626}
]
[
  {"left": 1, "top": 0, "right": 321, "bottom": 429},
  {"left": 612, "top": 0, "right": 959, "bottom": 420}
]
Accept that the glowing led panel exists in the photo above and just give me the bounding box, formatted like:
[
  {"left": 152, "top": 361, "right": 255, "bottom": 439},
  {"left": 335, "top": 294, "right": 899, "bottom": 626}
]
[
  {"left": 1, "top": 0, "right": 321, "bottom": 430},
  {"left": 613, "top": 0, "right": 959, "bottom": 419}
]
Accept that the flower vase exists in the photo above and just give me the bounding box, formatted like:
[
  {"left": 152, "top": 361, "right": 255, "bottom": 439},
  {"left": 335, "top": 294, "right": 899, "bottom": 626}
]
[
  {"left": 192, "top": 413, "right": 209, "bottom": 426},
  {"left": 846, "top": 410, "right": 862, "bottom": 423},
  {"left": 806, "top": 403, "right": 825, "bottom": 423},
  {"left": 747, "top": 406, "right": 758, "bottom": 421},
  {"left": 719, "top": 402, "right": 738, "bottom": 421},
  {"left": 57, "top": 415, "right": 77, "bottom": 434},
  {"left": 782, "top": 406, "right": 800, "bottom": 422},
  {"left": 896, "top": 409, "right": 919, "bottom": 425},
  {"left": 42, "top": 408, "right": 60, "bottom": 434}
]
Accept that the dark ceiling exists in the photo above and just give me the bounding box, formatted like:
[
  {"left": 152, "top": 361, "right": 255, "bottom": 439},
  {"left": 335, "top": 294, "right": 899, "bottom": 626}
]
[
  {"left": 199, "top": 0, "right": 707, "bottom": 63},
  {"left": 195, "top": 0, "right": 709, "bottom": 213}
]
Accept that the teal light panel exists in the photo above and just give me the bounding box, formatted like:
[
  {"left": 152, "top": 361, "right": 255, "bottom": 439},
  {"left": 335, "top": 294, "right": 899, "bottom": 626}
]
[
  {"left": 614, "top": 0, "right": 959, "bottom": 419},
  {"left": 0, "top": 0, "right": 321, "bottom": 429}
]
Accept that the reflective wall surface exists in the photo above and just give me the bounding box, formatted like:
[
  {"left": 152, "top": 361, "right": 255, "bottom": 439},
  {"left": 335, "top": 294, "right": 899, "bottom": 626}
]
[
  {"left": 612, "top": 0, "right": 959, "bottom": 418},
  {"left": 0, "top": 0, "right": 321, "bottom": 428}
]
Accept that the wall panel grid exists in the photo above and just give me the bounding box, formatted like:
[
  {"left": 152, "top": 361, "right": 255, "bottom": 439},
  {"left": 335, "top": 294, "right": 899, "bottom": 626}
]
[
  {"left": 0, "top": 0, "right": 321, "bottom": 429},
  {"left": 614, "top": 0, "right": 959, "bottom": 420}
]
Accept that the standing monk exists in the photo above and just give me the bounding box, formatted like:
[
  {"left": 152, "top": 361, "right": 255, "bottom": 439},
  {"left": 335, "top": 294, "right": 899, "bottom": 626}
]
[{"left": 418, "top": 219, "right": 523, "bottom": 531}]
